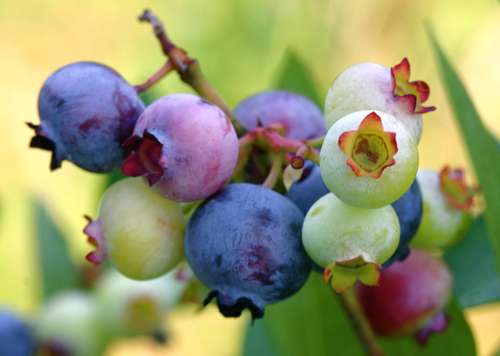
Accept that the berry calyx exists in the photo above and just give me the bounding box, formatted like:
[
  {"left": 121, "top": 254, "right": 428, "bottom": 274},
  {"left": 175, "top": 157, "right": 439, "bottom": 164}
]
[
  {"left": 323, "top": 256, "right": 382, "bottom": 293},
  {"left": 439, "top": 166, "right": 478, "bottom": 211},
  {"left": 338, "top": 111, "right": 398, "bottom": 178},
  {"left": 410, "top": 168, "right": 475, "bottom": 250},
  {"left": 324, "top": 59, "right": 435, "bottom": 143},
  {"left": 320, "top": 110, "right": 419, "bottom": 209},
  {"left": 121, "top": 131, "right": 164, "bottom": 185},
  {"left": 84, "top": 217, "right": 107, "bottom": 266},
  {"left": 391, "top": 58, "right": 436, "bottom": 115}
]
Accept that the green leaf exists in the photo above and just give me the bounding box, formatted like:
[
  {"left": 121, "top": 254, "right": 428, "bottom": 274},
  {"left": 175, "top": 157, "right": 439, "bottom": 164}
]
[
  {"left": 491, "top": 132, "right": 500, "bottom": 152},
  {"left": 444, "top": 215, "right": 500, "bottom": 308},
  {"left": 272, "top": 48, "right": 323, "bottom": 107},
  {"left": 244, "top": 273, "right": 364, "bottom": 356},
  {"left": 244, "top": 273, "right": 476, "bottom": 356},
  {"left": 243, "top": 317, "right": 279, "bottom": 356},
  {"left": 34, "top": 200, "right": 80, "bottom": 298},
  {"left": 429, "top": 28, "right": 500, "bottom": 276}
]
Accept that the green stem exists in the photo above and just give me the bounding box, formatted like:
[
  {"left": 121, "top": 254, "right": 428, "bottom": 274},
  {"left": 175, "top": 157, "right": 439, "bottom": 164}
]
[
  {"left": 261, "top": 153, "right": 283, "bottom": 190},
  {"left": 335, "top": 288, "right": 385, "bottom": 356}
]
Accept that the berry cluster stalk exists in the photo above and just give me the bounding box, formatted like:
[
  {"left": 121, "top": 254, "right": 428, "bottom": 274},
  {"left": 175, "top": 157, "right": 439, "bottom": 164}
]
[
  {"left": 336, "top": 289, "right": 385, "bottom": 356},
  {"left": 138, "top": 9, "right": 246, "bottom": 136}
]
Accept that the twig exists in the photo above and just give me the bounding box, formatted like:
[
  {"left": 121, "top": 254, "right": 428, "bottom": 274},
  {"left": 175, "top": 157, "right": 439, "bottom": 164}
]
[
  {"left": 335, "top": 288, "right": 385, "bottom": 356},
  {"left": 138, "top": 9, "right": 246, "bottom": 136},
  {"left": 135, "top": 60, "right": 175, "bottom": 93},
  {"left": 261, "top": 152, "right": 283, "bottom": 190}
]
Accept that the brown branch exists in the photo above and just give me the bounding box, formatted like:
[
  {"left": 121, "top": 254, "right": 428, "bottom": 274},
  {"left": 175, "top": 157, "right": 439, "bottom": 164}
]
[
  {"left": 138, "top": 9, "right": 246, "bottom": 136},
  {"left": 135, "top": 60, "right": 175, "bottom": 93}
]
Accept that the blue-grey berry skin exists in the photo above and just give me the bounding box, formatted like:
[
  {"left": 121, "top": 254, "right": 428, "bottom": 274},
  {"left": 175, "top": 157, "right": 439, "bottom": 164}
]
[
  {"left": 286, "top": 161, "right": 330, "bottom": 215},
  {"left": 234, "top": 90, "right": 326, "bottom": 140},
  {"left": 29, "top": 62, "right": 145, "bottom": 173},
  {"left": 185, "top": 183, "right": 312, "bottom": 320},
  {"left": 383, "top": 179, "right": 423, "bottom": 268},
  {"left": 286, "top": 162, "right": 330, "bottom": 273},
  {"left": 0, "top": 309, "right": 36, "bottom": 356}
]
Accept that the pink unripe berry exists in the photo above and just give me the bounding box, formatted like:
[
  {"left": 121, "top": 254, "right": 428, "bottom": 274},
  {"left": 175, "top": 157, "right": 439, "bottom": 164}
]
[
  {"left": 122, "top": 93, "right": 239, "bottom": 202},
  {"left": 356, "top": 248, "right": 452, "bottom": 344}
]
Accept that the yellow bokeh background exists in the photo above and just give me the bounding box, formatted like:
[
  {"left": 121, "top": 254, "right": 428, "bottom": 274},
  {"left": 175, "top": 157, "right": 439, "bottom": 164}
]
[{"left": 1, "top": 0, "right": 500, "bottom": 355}]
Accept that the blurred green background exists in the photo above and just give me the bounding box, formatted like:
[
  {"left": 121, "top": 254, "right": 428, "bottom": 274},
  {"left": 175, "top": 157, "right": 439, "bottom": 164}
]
[{"left": 1, "top": 0, "right": 500, "bottom": 355}]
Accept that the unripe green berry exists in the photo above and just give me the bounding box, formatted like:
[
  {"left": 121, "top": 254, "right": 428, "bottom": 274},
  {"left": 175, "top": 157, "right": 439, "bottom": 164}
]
[
  {"left": 302, "top": 192, "right": 400, "bottom": 292},
  {"left": 320, "top": 110, "right": 418, "bottom": 209},
  {"left": 84, "top": 177, "right": 186, "bottom": 280}
]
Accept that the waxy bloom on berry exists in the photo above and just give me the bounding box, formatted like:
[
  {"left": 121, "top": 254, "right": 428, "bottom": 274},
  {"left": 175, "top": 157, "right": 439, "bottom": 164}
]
[
  {"left": 324, "top": 58, "right": 435, "bottom": 143},
  {"left": 121, "top": 94, "right": 239, "bottom": 202}
]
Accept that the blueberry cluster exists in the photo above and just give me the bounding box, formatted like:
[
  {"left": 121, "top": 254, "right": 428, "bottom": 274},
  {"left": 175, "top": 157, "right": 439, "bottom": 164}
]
[{"left": 27, "top": 13, "right": 476, "bottom": 347}]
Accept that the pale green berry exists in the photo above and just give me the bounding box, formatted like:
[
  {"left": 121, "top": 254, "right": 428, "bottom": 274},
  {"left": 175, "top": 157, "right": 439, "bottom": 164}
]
[
  {"left": 36, "top": 291, "right": 107, "bottom": 356},
  {"left": 94, "top": 268, "right": 177, "bottom": 338},
  {"left": 411, "top": 169, "right": 473, "bottom": 250},
  {"left": 324, "top": 59, "right": 435, "bottom": 143},
  {"left": 320, "top": 110, "right": 418, "bottom": 209},
  {"left": 84, "top": 177, "right": 186, "bottom": 280},
  {"left": 302, "top": 192, "right": 400, "bottom": 292}
]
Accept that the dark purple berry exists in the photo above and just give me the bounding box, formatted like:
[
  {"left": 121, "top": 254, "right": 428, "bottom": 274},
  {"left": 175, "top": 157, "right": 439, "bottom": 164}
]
[
  {"left": 234, "top": 90, "right": 327, "bottom": 140},
  {"left": 29, "top": 62, "right": 145, "bottom": 172},
  {"left": 184, "top": 183, "right": 312, "bottom": 320},
  {"left": 0, "top": 309, "right": 36, "bottom": 356}
]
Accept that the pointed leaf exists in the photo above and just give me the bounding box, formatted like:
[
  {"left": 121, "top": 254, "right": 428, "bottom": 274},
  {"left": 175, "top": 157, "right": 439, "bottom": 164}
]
[
  {"left": 429, "top": 28, "right": 500, "bottom": 276},
  {"left": 34, "top": 200, "right": 79, "bottom": 298},
  {"left": 272, "top": 49, "right": 323, "bottom": 106},
  {"left": 444, "top": 216, "right": 500, "bottom": 307},
  {"left": 244, "top": 273, "right": 475, "bottom": 356}
]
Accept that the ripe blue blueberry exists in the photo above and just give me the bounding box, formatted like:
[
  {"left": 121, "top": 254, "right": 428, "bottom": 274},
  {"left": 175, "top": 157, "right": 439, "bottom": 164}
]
[
  {"left": 0, "top": 309, "right": 36, "bottom": 356},
  {"left": 234, "top": 90, "right": 326, "bottom": 140},
  {"left": 286, "top": 161, "right": 329, "bottom": 215},
  {"left": 382, "top": 179, "right": 423, "bottom": 268},
  {"left": 184, "top": 183, "right": 312, "bottom": 320},
  {"left": 29, "top": 62, "right": 145, "bottom": 173}
]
